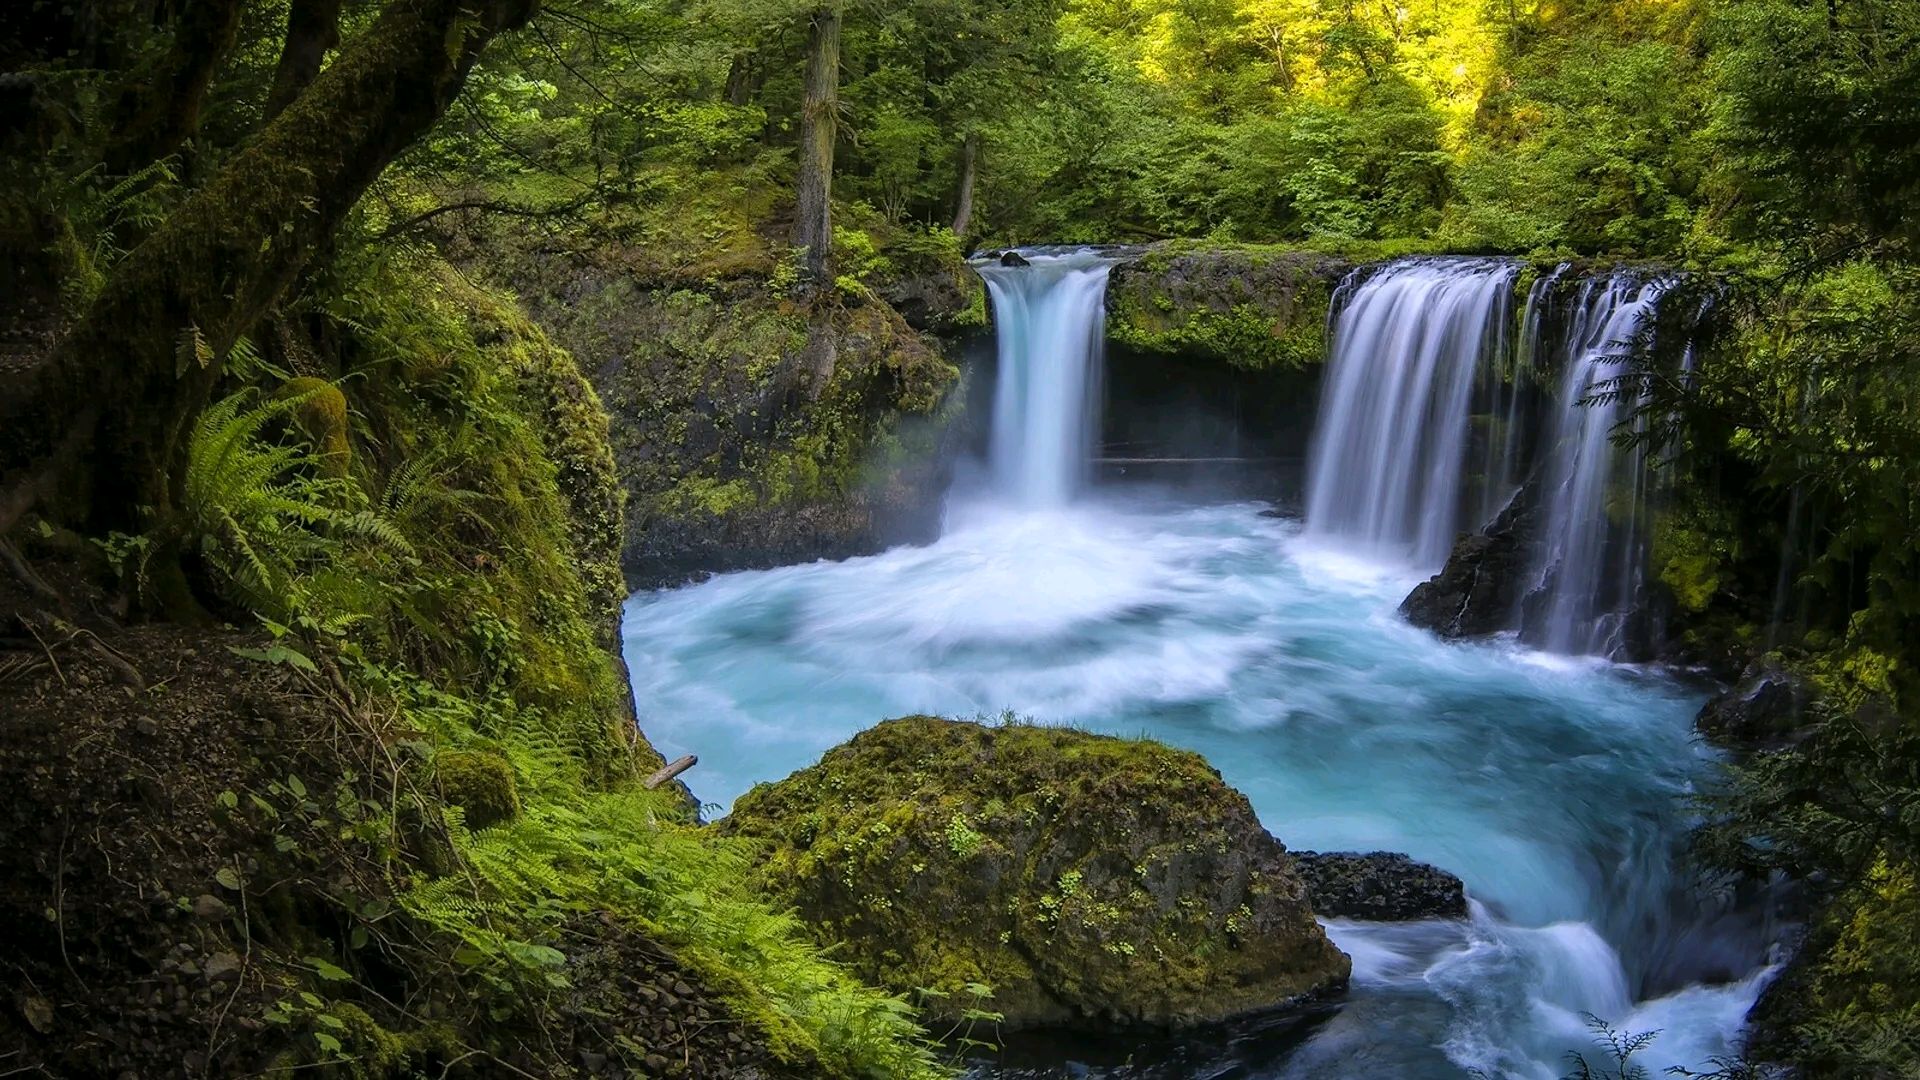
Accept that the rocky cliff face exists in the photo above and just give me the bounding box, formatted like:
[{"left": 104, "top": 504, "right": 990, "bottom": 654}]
[
  {"left": 1106, "top": 246, "right": 1350, "bottom": 371},
  {"left": 497, "top": 252, "right": 972, "bottom": 588},
  {"left": 722, "top": 716, "right": 1351, "bottom": 1033}
]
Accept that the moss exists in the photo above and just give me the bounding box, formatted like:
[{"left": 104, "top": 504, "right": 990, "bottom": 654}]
[
  {"left": 724, "top": 716, "right": 1348, "bottom": 1031},
  {"left": 1768, "top": 854, "right": 1920, "bottom": 1077},
  {"left": 435, "top": 748, "right": 520, "bottom": 829},
  {"left": 1105, "top": 246, "right": 1344, "bottom": 370},
  {"left": 276, "top": 376, "right": 350, "bottom": 477}
]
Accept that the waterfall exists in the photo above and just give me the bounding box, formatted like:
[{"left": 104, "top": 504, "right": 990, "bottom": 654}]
[
  {"left": 1478, "top": 266, "right": 1564, "bottom": 526},
  {"left": 1304, "top": 259, "right": 1520, "bottom": 567},
  {"left": 974, "top": 251, "right": 1116, "bottom": 507},
  {"left": 1518, "top": 275, "right": 1671, "bottom": 656}
]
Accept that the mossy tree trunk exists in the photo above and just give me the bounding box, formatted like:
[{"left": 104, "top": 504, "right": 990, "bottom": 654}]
[
  {"left": 103, "top": 0, "right": 249, "bottom": 174},
  {"left": 791, "top": 3, "right": 840, "bottom": 289},
  {"left": 2, "top": 0, "right": 542, "bottom": 543},
  {"left": 264, "top": 0, "right": 344, "bottom": 120},
  {"left": 951, "top": 132, "right": 978, "bottom": 239}
]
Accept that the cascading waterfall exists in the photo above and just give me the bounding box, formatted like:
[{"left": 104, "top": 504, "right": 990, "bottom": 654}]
[
  {"left": 974, "top": 251, "right": 1117, "bottom": 507},
  {"left": 1301, "top": 256, "right": 1690, "bottom": 657},
  {"left": 1304, "top": 259, "right": 1520, "bottom": 567},
  {"left": 1520, "top": 275, "right": 1671, "bottom": 656}
]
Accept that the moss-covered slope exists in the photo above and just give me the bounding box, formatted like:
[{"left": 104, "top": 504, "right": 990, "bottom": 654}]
[
  {"left": 1, "top": 242, "right": 949, "bottom": 1079},
  {"left": 724, "top": 717, "right": 1351, "bottom": 1032}
]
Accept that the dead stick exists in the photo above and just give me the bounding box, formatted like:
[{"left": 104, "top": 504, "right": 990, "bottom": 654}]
[{"left": 644, "top": 755, "right": 697, "bottom": 789}]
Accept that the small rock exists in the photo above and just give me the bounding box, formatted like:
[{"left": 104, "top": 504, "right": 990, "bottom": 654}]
[
  {"left": 203, "top": 952, "right": 243, "bottom": 981},
  {"left": 191, "top": 894, "right": 229, "bottom": 920},
  {"left": 1291, "top": 851, "right": 1468, "bottom": 921},
  {"left": 1696, "top": 666, "right": 1813, "bottom": 749},
  {"left": 999, "top": 250, "right": 1031, "bottom": 268},
  {"left": 20, "top": 994, "right": 53, "bottom": 1033}
]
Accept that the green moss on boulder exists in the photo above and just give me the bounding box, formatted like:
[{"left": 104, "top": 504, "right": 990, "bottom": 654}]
[
  {"left": 435, "top": 748, "right": 520, "bottom": 829},
  {"left": 1106, "top": 246, "right": 1350, "bottom": 370},
  {"left": 276, "top": 376, "right": 350, "bottom": 477},
  {"left": 723, "top": 716, "right": 1350, "bottom": 1032}
]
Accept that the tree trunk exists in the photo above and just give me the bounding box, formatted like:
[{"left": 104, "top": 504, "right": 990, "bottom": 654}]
[
  {"left": 2, "top": 0, "right": 543, "bottom": 538},
  {"left": 104, "top": 0, "right": 248, "bottom": 174},
  {"left": 723, "top": 52, "right": 759, "bottom": 107},
  {"left": 951, "top": 132, "right": 979, "bottom": 239},
  {"left": 791, "top": 4, "right": 841, "bottom": 289},
  {"left": 264, "top": 0, "right": 343, "bottom": 120}
]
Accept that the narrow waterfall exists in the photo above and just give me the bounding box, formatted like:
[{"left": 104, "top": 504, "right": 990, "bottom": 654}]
[
  {"left": 974, "top": 251, "right": 1116, "bottom": 507},
  {"left": 1304, "top": 259, "right": 1520, "bottom": 567},
  {"left": 1520, "top": 275, "right": 1672, "bottom": 656},
  {"left": 1478, "top": 266, "right": 1565, "bottom": 525}
]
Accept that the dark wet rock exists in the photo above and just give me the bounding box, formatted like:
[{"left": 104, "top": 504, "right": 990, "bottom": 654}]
[
  {"left": 1290, "top": 851, "right": 1469, "bottom": 921},
  {"left": 1401, "top": 478, "right": 1544, "bottom": 638},
  {"left": 999, "top": 249, "right": 1032, "bottom": 267},
  {"left": 1697, "top": 664, "right": 1815, "bottom": 749},
  {"left": 723, "top": 716, "right": 1351, "bottom": 1032}
]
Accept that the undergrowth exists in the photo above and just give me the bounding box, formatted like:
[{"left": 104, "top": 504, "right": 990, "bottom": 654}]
[{"left": 159, "top": 239, "right": 949, "bottom": 1078}]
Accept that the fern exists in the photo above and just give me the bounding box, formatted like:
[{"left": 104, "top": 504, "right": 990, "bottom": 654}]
[{"left": 181, "top": 387, "right": 411, "bottom": 619}]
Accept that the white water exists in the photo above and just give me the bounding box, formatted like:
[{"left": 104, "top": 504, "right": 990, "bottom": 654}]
[
  {"left": 976, "top": 251, "right": 1117, "bottom": 506},
  {"left": 619, "top": 256, "right": 1773, "bottom": 1077},
  {"left": 1520, "top": 276, "right": 1670, "bottom": 656},
  {"left": 1307, "top": 259, "right": 1688, "bottom": 659},
  {"left": 1305, "top": 260, "right": 1519, "bottom": 568}
]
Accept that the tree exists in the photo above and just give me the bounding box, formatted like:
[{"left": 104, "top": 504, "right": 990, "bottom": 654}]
[
  {"left": 792, "top": 2, "right": 842, "bottom": 286},
  {"left": 2, "top": 0, "right": 545, "bottom": 557}
]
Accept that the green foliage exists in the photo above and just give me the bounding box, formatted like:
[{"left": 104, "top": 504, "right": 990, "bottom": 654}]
[
  {"left": 377, "top": 665, "right": 946, "bottom": 1078},
  {"left": 180, "top": 386, "right": 411, "bottom": 620}
]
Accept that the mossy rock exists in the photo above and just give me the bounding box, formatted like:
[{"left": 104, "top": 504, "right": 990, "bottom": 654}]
[
  {"left": 1105, "top": 246, "right": 1351, "bottom": 371},
  {"left": 436, "top": 748, "right": 520, "bottom": 829},
  {"left": 276, "top": 376, "right": 350, "bottom": 477},
  {"left": 723, "top": 716, "right": 1350, "bottom": 1032}
]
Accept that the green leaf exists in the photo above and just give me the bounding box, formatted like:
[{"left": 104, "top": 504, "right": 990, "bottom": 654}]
[
  {"left": 214, "top": 867, "right": 242, "bottom": 891},
  {"left": 305, "top": 956, "right": 352, "bottom": 982}
]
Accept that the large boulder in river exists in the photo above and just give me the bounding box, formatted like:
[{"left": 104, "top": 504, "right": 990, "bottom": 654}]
[
  {"left": 722, "top": 717, "right": 1351, "bottom": 1032},
  {"left": 1290, "top": 851, "right": 1468, "bottom": 921}
]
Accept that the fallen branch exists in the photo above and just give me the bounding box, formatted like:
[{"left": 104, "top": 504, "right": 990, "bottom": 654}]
[{"left": 644, "top": 755, "right": 697, "bottom": 789}]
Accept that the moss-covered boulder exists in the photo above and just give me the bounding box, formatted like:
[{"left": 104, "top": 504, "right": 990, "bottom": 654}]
[
  {"left": 723, "top": 717, "right": 1350, "bottom": 1032},
  {"left": 1106, "top": 245, "right": 1351, "bottom": 371}
]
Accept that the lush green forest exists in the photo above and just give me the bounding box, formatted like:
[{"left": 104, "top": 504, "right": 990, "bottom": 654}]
[{"left": 2, "top": 0, "right": 1918, "bottom": 1075}]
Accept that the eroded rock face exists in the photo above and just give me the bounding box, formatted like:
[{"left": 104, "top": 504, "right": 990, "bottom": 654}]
[
  {"left": 513, "top": 274, "right": 964, "bottom": 587},
  {"left": 1290, "top": 851, "right": 1468, "bottom": 921},
  {"left": 722, "top": 717, "right": 1351, "bottom": 1032}
]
